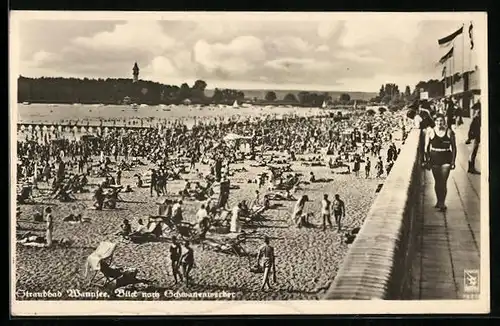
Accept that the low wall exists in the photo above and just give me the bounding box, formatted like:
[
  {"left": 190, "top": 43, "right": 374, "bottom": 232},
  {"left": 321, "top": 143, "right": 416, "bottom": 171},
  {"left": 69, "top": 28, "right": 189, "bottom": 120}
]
[{"left": 323, "top": 128, "right": 422, "bottom": 300}]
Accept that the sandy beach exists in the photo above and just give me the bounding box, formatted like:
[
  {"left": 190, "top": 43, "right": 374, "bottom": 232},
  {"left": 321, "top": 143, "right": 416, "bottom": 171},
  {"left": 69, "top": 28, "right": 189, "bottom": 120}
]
[{"left": 16, "top": 146, "right": 389, "bottom": 300}]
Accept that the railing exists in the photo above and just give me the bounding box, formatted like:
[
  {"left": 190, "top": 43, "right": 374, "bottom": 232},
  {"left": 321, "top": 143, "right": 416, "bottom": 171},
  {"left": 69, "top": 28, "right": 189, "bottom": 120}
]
[{"left": 323, "top": 129, "right": 422, "bottom": 300}]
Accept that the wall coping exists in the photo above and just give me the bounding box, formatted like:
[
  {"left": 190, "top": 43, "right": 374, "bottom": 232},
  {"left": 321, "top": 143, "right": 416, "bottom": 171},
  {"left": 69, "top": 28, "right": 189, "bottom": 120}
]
[{"left": 323, "top": 128, "right": 421, "bottom": 300}]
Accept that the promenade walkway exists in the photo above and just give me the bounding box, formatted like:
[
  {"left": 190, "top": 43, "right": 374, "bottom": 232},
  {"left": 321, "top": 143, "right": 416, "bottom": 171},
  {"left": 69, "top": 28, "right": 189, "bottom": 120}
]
[{"left": 410, "top": 118, "right": 482, "bottom": 299}]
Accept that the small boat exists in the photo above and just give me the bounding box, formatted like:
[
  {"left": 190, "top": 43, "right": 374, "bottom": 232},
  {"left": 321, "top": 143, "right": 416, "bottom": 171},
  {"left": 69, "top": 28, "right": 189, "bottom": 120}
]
[
  {"left": 163, "top": 108, "right": 171, "bottom": 112},
  {"left": 22, "top": 102, "right": 30, "bottom": 105}
]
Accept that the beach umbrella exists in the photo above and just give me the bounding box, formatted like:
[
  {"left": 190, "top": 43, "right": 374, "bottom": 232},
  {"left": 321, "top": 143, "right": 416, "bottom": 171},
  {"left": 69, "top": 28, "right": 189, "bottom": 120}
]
[
  {"left": 80, "top": 127, "right": 86, "bottom": 133},
  {"left": 104, "top": 127, "right": 109, "bottom": 134},
  {"left": 73, "top": 126, "right": 78, "bottom": 133},
  {"left": 65, "top": 126, "right": 71, "bottom": 132},
  {"left": 27, "top": 125, "right": 33, "bottom": 131},
  {"left": 42, "top": 126, "right": 48, "bottom": 132},
  {"left": 50, "top": 125, "right": 55, "bottom": 132},
  {"left": 88, "top": 126, "right": 93, "bottom": 133},
  {"left": 20, "top": 125, "right": 25, "bottom": 131},
  {"left": 57, "top": 125, "right": 63, "bottom": 133},
  {"left": 34, "top": 125, "right": 40, "bottom": 132}
]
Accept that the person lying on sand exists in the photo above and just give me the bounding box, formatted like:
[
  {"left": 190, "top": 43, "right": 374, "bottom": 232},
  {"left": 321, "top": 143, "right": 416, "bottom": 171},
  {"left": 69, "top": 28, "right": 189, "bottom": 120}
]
[{"left": 117, "top": 219, "right": 132, "bottom": 238}]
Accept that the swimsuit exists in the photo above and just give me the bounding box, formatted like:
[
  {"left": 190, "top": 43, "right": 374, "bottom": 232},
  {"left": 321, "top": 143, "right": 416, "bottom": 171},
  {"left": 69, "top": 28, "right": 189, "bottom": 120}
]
[{"left": 430, "top": 129, "right": 453, "bottom": 166}]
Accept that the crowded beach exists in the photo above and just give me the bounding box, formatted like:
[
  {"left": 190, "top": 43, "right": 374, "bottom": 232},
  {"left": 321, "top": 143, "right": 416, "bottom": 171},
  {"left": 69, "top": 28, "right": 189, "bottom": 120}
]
[{"left": 15, "top": 106, "right": 410, "bottom": 300}]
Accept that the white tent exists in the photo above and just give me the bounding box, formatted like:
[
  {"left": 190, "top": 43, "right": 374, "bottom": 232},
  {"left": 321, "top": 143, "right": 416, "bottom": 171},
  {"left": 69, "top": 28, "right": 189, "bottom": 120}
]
[{"left": 223, "top": 133, "right": 252, "bottom": 142}]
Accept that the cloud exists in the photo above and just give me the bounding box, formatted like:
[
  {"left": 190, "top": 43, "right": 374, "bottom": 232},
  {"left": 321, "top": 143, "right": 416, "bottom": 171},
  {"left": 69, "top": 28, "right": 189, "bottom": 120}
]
[
  {"left": 193, "top": 36, "right": 265, "bottom": 76},
  {"left": 15, "top": 17, "right": 478, "bottom": 92},
  {"left": 315, "top": 45, "right": 329, "bottom": 52},
  {"left": 73, "top": 21, "right": 178, "bottom": 55}
]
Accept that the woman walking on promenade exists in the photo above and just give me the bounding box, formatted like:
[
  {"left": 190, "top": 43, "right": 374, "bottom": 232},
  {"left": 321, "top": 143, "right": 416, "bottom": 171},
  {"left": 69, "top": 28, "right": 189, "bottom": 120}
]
[{"left": 424, "top": 113, "right": 457, "bottom": 212}]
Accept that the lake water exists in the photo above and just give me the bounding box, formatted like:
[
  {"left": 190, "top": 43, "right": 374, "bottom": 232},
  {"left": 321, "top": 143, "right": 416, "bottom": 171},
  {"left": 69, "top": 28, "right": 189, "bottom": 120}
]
[{"left": 16, "top": 103, "right": 330, "bottom": 127}]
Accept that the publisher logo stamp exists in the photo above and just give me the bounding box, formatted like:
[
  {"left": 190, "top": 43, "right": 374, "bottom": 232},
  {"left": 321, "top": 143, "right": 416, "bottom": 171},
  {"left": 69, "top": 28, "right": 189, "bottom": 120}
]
[{"left": 463, "top": 269, "right": 479, "bottom": 299}]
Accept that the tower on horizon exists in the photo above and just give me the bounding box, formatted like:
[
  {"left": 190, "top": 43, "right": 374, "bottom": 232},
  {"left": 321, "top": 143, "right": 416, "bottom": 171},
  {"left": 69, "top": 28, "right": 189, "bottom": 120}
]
[{"left": 132, "top": 62, "right": 139, "bottom": 83}]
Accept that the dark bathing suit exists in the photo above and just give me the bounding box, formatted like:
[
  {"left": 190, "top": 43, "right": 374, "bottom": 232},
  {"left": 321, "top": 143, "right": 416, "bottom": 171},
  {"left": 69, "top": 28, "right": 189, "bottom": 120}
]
[{"left": 430, "top": 129, "right": 453, "bottom": 166}]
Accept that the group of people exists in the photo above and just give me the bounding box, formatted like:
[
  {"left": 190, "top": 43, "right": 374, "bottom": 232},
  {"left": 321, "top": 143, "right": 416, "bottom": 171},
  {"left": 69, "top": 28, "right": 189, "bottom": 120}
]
[
  {"left": 16, "top": 106, "right": 409, "bottom": 293},
  {"left": 408, "top": 96, "right": 481, "bottom": 211}
]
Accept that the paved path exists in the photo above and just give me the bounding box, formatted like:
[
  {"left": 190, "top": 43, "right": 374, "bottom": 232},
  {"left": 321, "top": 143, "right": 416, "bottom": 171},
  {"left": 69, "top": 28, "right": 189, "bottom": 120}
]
[{"left": 411, "top": 119, "right": 481, "bottom": 299}]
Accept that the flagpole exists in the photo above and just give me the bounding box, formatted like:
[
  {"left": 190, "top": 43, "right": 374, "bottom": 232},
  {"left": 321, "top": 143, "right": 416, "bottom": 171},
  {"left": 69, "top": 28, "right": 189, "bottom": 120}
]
[
  {"left": 462, "top": 23, "right": 465, "bottom": 76},
  {"left": 451, "top": 42, "right": 454, "bottom": 96},
  {"left": 469, "top": 21, "right": 472, "bottom": 72}
]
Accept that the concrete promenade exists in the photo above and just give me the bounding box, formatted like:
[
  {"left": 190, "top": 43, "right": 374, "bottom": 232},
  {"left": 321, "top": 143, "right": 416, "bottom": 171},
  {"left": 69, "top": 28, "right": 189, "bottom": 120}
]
[{"left": 410, "top": 118, "right": 482, "bottom": 299}]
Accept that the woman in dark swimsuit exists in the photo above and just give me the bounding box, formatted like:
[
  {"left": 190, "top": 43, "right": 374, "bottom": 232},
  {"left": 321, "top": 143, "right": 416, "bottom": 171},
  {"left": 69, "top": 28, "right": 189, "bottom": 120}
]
[
  {"left": 180, "top": 240, "right": 194, "bottom": 287},
  {"left": 169, "top": 236, "right": 183, "bottom": 283},
  {"left": 424, "top": 114, "right": 457, "bottom": 211}
]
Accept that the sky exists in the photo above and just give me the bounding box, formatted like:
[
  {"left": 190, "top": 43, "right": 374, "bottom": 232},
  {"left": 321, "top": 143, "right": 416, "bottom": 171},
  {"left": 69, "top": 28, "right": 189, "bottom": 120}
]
[{"left": 12, "top": 12, "right": 483, "bottom": 93}]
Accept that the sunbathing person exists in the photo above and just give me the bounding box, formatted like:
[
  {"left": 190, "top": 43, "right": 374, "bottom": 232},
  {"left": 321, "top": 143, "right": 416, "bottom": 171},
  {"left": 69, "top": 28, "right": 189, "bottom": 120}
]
[
  {"left": 117, "top": 219, "right": 132, "bottom": 238},
  {"left": 308, "top": 172, "right": 333, "bottom": 183}
]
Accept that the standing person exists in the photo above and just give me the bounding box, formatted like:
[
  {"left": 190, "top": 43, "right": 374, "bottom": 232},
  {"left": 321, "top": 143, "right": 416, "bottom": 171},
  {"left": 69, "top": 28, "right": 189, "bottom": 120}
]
[
  {"left": 365, "top": 158, "right": 371, "bottom": 179},
  {"left": 169, "top": 236, "right": 183, "bottom": 284},
  {"left": 353, "top": 155, "right": 361, "bottom": 177},
  {"left": 180, "top": 240, "right": 194, "bottom": 287},
  {"left": 375, "top": 156, "right": 384, "bottom": 178},
  {"left": 332, "top": 194, "right": 346, "bottom": 231},
  {"left": 150, "top": 169, "right": 157, "bottom": 197},
  {"left": 116, "top": 167, "right": 122, "bottom": 186},
  {"left": 215, "top": 157, "right": 222, "bottom": 181},
  {"left": 321, "top": 194, "right": 333, "bottom": 231},
  {"left": 466, "top": 100, "right": 481, "bottom": 174},
  {"left": 424, "top": 113, "right": 457, "bottom": 211},
  {"left": 445, "top": 98, "right": 456, "bottom": 130},
  {"left": 257, "top": 236, "right": 276, "bottom": 291},
  {"left": 292, "top": 195, "right": 309, "bottom": 228},
  {"left": 45, "top": 207, "right": 53, "bottom": 247},
  {"left": 172, "top": 200, "right": 183, "bottom": 224},
  {"left": 230, "top": 203, "right": 242, "bottom": 233}
]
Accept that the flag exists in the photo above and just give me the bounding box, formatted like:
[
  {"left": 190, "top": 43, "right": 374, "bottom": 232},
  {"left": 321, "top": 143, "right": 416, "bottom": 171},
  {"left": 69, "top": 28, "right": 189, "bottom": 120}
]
[
  {"left": 442, "top": 65, "right": 447, "bottom": 77},
  {"left": 438, "top": 26, "right": 464, "bottom": 47},
  {"left": 469, "top": 22, "right": 474, "bottom": 49},
  {"left": 439, "top": 46, "right": 454, "bottom": 64}
]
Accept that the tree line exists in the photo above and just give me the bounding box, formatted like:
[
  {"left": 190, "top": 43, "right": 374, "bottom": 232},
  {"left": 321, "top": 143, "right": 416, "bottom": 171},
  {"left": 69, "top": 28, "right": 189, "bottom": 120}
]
[
  {"left": 263, "top": 91, "right": 367, "bottom": 106},
  {"left": 17, "top": 76, "right": 244, "bottom": 105},
  {"left": 18, "top": 76, "right": 365, "bottom": 108}
]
